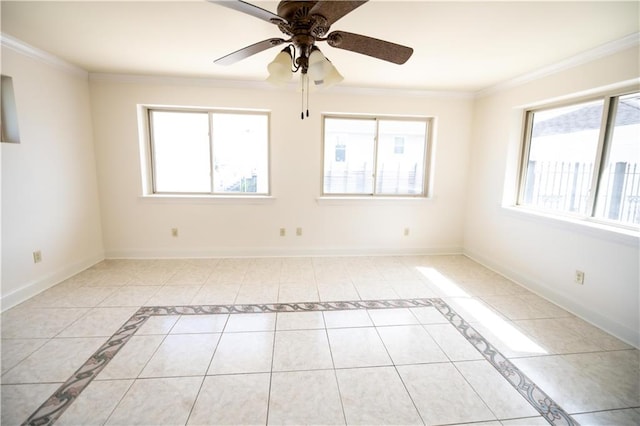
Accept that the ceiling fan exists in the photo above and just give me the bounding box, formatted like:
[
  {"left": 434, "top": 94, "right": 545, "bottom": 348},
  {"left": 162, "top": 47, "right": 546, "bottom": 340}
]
[{"left": 208, "top": 0, "right": 414, "bottom": 89}]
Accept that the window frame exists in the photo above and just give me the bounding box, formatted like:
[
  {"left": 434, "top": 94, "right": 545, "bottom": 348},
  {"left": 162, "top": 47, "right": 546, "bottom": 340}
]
[
  {"left": 144, "top": 106, "right": 271, "bottom": 197},
  {"left": 516, "top": 87, "right": 639, "bottom": 230},
  {"left": 320, "top": 114, "right": 433, "bottom": 198}
]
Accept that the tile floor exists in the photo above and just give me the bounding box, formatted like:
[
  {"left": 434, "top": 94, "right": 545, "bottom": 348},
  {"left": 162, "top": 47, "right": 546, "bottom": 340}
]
[{"left": 1, "top": 255, "right": 638, "bottom": 425}]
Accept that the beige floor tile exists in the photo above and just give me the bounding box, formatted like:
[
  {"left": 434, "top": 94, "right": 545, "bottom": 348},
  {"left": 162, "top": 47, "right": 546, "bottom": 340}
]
[
  {"left": 140, "top": 333, "right": 220, "bottom": 378},
  {"left": 144, "top": 286, "right": 202, "bottom": 306},
  {"left": 98, "top": 335, "right": 164, "bottom": 380},
  {"left": 55, "top": 287, "right": 119, "bottom": 307},
  {"left": 555, "top": 316, "right": 634, "bottom": 351},
  {"left": 327, "top": 327, "right": 391, "bottom": 368},
  {"left": 3, "top": 254, "right": 629, "bottom": 426},
  {"left": 225, "top": 313, "right": 276, "bottom": 332},
  {"left": 512, "top": 354, "right": 635, "bottom": 413},
  {"left": 390, "top": 280, "right": 437, "bottom": 298},
  {"left": 513, "top": 318, "right": 604, "bottom": 354},
  {"left": 336, "top": 366, "right": 422, "bottom": 425},
  {"left": 277, "top": 284, "right": 319, "bottom": 303},
  {"left": 188, "top": 373, "right": 270, "bottom": 425},
  {"left": 1, "top": 307, "right": 89, "bottom": 338},
  {"left": 170, "top": 314, "right": 228, "bottom": 333},
  {"left": 454, "top": 360, "right": 539, "bottom": 419},
  {"left": 276, "top": 311, "right": 325, "bottom": 330},
  {"left": 2, "top": 337, "right": 106, "bottom": 383},
  {"left": 1, "top": 383, "right": 60, "bottom": 425},
  {"left": 273, "top": 329, "right": 333, "bottom": 371},
  {"left": 135, "top": 315, "right": 180, "bottom": 335},
  {"left": 58, "top": 307, "right": 139, "bottom": 338},
  {"left": 572, "top": 408, "right": 640, "bottom": 426},
  {"left": 323, "top": 310, "right": 373, "bottom": 328},
  {"left": 377, "top": 325, "right": 448, "bottom": 365},
  {"left": 1, "top": 338, "right": 49, "bottom": 373},
  {"left": 500, "top": 417, "right": 553, "bottom": 425},
  {"left": 409, "top": 306, "right": 448, "bottom": 324},
  {"left": 354, "top": 283, "right": 399, "bottom": 300},
  {"left": 367, "top": 308, "right": 420, "bottom": 326},
  {"left": 208, "top": 331, "right": 274, "bottom": 374},
  {"left": 398, "top": 363, "right": 496, "bottom": 425},
  {"left": 105, "top": 377, "right": 202, "bottom": 425},
  {"left": 317, "top": 283, "right": 361, "bottom": 302},
  {"left": 98, "top": 286, "right": 161, "bottom": 307},
  {"left": 235, "top": 285, "right": 279, "bottom": 304},
  {"left": 165, "top": 267, "right": 211, "bottom": 286},
  {"left": 190, "top": 284, "right": 239, "bottom": 305},
  {"left": 423, "top": 323, "right": 484, "bottom": 361},
  {"left": 56, "top": 379, "right": 133, "bottom": 426},
  {"left": 268, "top": 370, "right": 345, "bottom": 425}
]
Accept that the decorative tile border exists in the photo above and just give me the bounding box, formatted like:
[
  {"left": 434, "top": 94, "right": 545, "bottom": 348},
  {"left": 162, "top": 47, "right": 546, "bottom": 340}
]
[{"left": 22, "top": 298, "right": 577, "bottom": 426}]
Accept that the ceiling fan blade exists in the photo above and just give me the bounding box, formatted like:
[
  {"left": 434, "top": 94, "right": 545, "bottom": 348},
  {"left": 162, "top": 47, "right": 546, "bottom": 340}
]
[
  {"left": 207, "top": 0, "right": 286, "bottom": 25},
  {"left": 309, "top": 0, "right": 368, "bottom": 26},
  {"left": 215, "top": 38, "right": 287, "bottom": 65},
  {"left": 326, "top": 31, "right": 413, "bottom": 65}
]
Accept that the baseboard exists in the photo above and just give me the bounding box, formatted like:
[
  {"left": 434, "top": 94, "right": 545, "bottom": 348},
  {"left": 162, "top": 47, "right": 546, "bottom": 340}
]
[
  {"left": 464, "top": 249, "right": 640, "bottom": 349},
  {"left": 0, "top": 252, "right": 106, "bottom": 312},
  {"left": 105, "top": 246, "right": 463, "bottom": 259}
]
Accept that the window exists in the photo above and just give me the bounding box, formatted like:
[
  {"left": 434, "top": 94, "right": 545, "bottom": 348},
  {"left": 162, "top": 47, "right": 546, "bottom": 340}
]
[
  {"left": 518, "top": 90, "right": 640, "bottom": 228},
  {"left": 322, "top": 116, "right": 431, "bottom": 196},
  {"left": 148, "top": 108, "right": 269, "bottom": 195}
]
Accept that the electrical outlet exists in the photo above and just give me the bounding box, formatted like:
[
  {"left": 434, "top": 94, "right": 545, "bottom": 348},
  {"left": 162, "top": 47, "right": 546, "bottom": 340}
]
[
  {"left": 171, "top": 228, "right": 179, "bottom": 237},
  {"left": 280, "top": 228, "right": 286, "bottom": 237},
  {"left": 33, "top": 250, "right": 42, "bottom": 263},
  {"left": 404, "top": 227, "right": 410, "bottom": 236},
  {"left": 575, "top": 270, "right": 585, "bottom": 285},
  {"left": 296, "top": 227, "right": 302, "bottom": 236}
]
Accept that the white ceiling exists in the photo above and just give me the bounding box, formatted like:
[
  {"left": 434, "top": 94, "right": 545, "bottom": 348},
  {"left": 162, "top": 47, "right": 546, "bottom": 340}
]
[{"left": 2, "top": 1, "right": 638, "bottom": 92}]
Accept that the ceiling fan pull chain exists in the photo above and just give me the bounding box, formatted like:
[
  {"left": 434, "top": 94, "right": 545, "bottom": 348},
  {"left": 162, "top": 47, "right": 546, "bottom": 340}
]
[
  {"left": 300, "top": 73, "right": 305, "bottom": 120},
  {"left": 306, "top": 73, "right": 310, "bottom": 118}
]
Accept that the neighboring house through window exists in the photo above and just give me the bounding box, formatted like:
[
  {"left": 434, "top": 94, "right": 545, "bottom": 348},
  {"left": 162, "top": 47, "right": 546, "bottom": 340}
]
[
  {"left": 322, "top": 115, "right": 432, "bottom": 196},
  {"left": 518, "top": 90, "right": 639, "bottom": 228}
]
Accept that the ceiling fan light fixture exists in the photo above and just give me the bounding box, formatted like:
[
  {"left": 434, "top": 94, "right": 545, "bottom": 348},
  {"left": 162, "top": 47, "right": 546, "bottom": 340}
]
[
  {"left": 307, "top": 47, "right": 333, "bottom": 81},
  {"left": 266, "top": 47, "right": 293, "bottom": 85},
  {"left": 314, "top": 60, "right": 344, "bottom": 89}
]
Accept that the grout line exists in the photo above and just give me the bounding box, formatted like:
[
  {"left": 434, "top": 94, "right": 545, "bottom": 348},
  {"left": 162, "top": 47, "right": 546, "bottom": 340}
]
[{"left": 322, "top": 311, "right": 349, "bottom": 425}]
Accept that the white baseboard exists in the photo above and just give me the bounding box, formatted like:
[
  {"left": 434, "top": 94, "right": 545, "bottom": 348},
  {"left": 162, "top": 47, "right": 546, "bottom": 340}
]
[
  {"left": 104, "top": 246, "right": 463, "bottom": 259},
  {"left": 1, "top": 252, "right": 106, "bottom": 312},
  {"left": 464, "top": 249, "right": 640, "bottom": 349}
]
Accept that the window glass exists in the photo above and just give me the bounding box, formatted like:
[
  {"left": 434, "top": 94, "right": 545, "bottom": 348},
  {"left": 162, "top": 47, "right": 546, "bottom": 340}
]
[
  {"left": 148, "top": 109, "right": 269, "bottom": 195},
  {"left": 518, "top": 90, "right": 640, "bottom": 229},
  {"left": 594, "top": 93, "right": 640, "bottom": 225},
  {"left": 323, "top": 117, "right": 376, "bottom": 194},
  {"left": 376, "top": 120, "right": 426, "bottom": 195},
  {"left": 151, "top": 111, "right": 211, "bottom": 193},
  {"left": 521, "top": 99, "right": 604, "bottom": 215},
  {"left": 211, "top": 113, "right": 269, "bottom": 194},
  {"left": 322, "top": 116, "right": 430, "bottom": 196}
]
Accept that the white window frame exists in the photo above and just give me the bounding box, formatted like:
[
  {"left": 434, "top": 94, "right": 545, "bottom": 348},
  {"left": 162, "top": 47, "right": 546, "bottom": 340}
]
[
  {"left": 142, "top": 106, "right": 271, "bottom": 197},
  {"left": 517, "top": 88, "right": 639, "bottom": 230},
  {"left": 320, "top": 114, "right": 433, "bottom": 198}
]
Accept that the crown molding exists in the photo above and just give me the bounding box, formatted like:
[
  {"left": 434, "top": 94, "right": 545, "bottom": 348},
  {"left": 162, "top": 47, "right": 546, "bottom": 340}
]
[
  {"left": 89, "top": 72, "right": 474, "bottom": 99},
  {"left": 1, "top": 32, "right": 88, "bottom": 78},
  {"left": 476, "top": 32, "right": 640, "bottom": 98}
]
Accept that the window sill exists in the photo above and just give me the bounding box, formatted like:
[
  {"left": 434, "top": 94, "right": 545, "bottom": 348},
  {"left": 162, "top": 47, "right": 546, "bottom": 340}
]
[
  {"left": 316, "top": 196, "right": 434, "bottom": 206},
  {"left": 501, "top": 205, "right": 639, "bottom": 246},
  {"left": 139, "top": 194, "right": 275, "bottom": 205}
]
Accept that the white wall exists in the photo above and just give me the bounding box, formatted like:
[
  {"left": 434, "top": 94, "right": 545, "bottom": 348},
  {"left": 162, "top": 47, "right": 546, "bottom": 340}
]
[
  {"left": 464, "top": 47, "right": 640, "bottom": 346},
  {"left": 1, "top": 45, "right": 104, "bottom": 310},
  {"left": 89, "top": 76, "right": 473, "bottom": 258}
]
